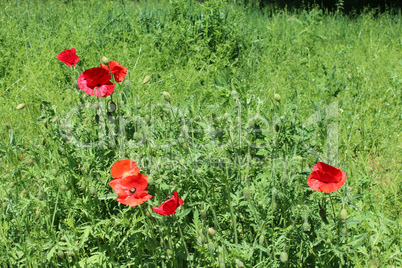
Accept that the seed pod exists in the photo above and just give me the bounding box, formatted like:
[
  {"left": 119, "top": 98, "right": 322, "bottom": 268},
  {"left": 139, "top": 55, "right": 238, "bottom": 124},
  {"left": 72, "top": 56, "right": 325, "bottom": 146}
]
[
  {"left": 16, "top": 103, "right": 26, "bottom": 110},
  {"left": 274, "top": 93, "right": 281, "bottom": 102},
  {"left": 280, "top": 252, "right": 288, "bottom": 263},
  {"left": 142, "top": 75, "right": 151, "bottom": 85},
  {"left": 340, "top": 208, "right": 348, "bottom": 221},
  {"left": 162, "top": 91, "right": 171, "bottom": 102},
  {"left": 101, "top": 56, "right": 109, "bottom": 65},
  {"left": 208, "top": 228, "right": 216, "bottom": 236}
]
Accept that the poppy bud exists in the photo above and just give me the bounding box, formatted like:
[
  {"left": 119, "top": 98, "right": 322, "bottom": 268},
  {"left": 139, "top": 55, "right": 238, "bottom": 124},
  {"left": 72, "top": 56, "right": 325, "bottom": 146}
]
[
  {"left": 124, "top": 80, "right": 131, "bottom": 88},
  {"left": 303, "top": 222, "right": 311, "bottom": 232},
  {"left": 35, "top": 209, "right": 41, "bottom": 218},
  {"left": 208, "top": 241, "right": 215, "bottom": 251},
  {"left": 208, "top": 228, "right": 216, "bottom": 236},
  {"left": 52, "top": 169, "right": 58, "bottom": 176},
  {"left": 109, "top": 101, "right": 116, "bottom": 112},
  {"left": 274, "top": 124, "right": 279, "bottom": 132},
  {"left": 274, "top": 93, "right": 281, "bottom": 102},
  {"left": 166, "top": 249, "right": 173, "bottom": 256},
  {"left": 236, "top": 259, "right": 244, "bottom": 268},
  {"left": 144, "top": 114, "right": 151, "bottom": 124},
  {"left": 16, "top": 103, "right": 26, "bottom": 110},
  {"left": 37, "top": 191, "right": 44, "bottom": 201},
  {"left": 136, "top": 102, "right": 143, "bottom": 110},
  {"left": 101, "top": 56, "right": 109, "bottom": 65},
  {"left": 201, "top": 210, "right": 207, "bottom": 219},
  {"left": 147, "top": 175, "right": 154, "bottom": 185},
  {"left": 243, "top": 188, "right": 251, "bottom": 199},
  {"left": 259, "top": 233, "right": 265, "bottom": 245},
  {"left": 60, "top": 184, "right": 67, "bottom": 192},
  {"left": 197, "top": 235, "right": 205, "bottom": 245},
  {"left": 26, "top": 158, "right": 34, "bottom": 166},
  {"left": 80, "top": 181, "right": 86, "bottom": 190},
  {"left": 89, "top": 186, "right": 97, "bottom": 196},
  {"left": 280, "top": 252, "right": 288, "bottom": 263},
  {"left": 162, "top": 91, "right": 171, "bottom": 102},
  {"left": 231, "top": 90, "right": 238, "bottom": 99},
  {"left": 57, "top": 249, "right": 64, "bottom": 259},
  {"left": 133, "top": 132, "right": 142, "bottom": 141},
  {"left": 342, "top": 226, "right": 347, "bottom": 236},
  {"left": 142, "top": 75, "right": 151, "bottom": 85},
  {"left": 340, "top": 208, "right": 348, "bottom": 220}
]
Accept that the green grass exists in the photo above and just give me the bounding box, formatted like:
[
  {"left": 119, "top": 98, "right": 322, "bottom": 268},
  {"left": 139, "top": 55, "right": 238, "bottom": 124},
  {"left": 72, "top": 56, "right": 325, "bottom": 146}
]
[{"left": 0, "top": 0, "right": 401, "bottom": 267}]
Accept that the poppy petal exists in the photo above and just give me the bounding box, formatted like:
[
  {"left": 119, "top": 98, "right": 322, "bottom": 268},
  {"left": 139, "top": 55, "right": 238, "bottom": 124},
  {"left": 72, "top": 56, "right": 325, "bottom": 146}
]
[
  {"left": 307, "top": 162, "right": 346, "bottom": 193},
  {"left": 111, "top": 159, "right": 140, "bottom": 179},
  {"left": 117, "top": 191, "right": 152, "bottom": 207}
]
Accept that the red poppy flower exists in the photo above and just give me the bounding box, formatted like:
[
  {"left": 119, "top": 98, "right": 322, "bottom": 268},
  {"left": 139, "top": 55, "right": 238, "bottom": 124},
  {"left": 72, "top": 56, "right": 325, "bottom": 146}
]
[
  {"left": 153, "top": 191, "right": 183, "bottom": 215},
  {"left": 57, "top": 48, "right": 79, "bottom": 67},
  {"left": 109, "top": 174, "right": 152, "bottom": 207},
  {"left": 77, "top": 67, "right": 115, "bottom": 97},
  {"left": 101, "top": 61, "right": 127, "bottom": 83},
  {"left": 307, "top": 162, "right": 346, "bottom": 193},
  {"left": 110, "top": 159, "right": 140, "bottom": 180}
]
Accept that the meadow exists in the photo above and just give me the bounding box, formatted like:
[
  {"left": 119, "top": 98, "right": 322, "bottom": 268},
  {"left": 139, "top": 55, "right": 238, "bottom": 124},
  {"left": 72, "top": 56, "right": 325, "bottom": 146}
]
[{"left": 0, "top": 0, "right": 401, "bottom": 267}]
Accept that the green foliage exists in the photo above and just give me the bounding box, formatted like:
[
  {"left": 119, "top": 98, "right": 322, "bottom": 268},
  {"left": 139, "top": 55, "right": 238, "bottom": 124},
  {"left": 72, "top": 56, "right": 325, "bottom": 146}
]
[{"left": 0, "top": 0, "right": 401, "bottom": 267}]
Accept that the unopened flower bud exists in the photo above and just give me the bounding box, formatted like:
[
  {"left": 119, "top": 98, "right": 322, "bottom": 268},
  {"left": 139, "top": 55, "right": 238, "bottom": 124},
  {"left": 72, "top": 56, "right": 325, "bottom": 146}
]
[
  {"left": 142, "top": 75, "right": 151, "bottom": 85},
  {"left": 208, "top": 241, "right": 215, "bottom": 251},
  {"left": 144, "top": 114, "right": 151, "bottom": 124},
  {"left": 57, "top": 249, "right": 64, "bottom": 259},
  {"left": 52, "top": 169, "right": 58, "bottom": 176},
  {"left": 200, "top": 210, "right": 207, "bottom": 219},
  {"left": 259, "top": 233, "right": 265, "bottom": 245},
  {"left": 60, "top": 184, "right": 67, "bottom": 192},
  {"left": 274, "top": 93, "right": 281, "bottom": 102},
  {"left": 136, "top": 102, "right": 143, "bottom": 109},
  {"left": 231, "top": 90, "right": 238, "bottom": 99},
  {"left": 208, "top": 228, "right": 216, "bottom": 236},
  {"left": 236, "top": 259, "right": 244, "bottom": 268},
  {"left": 162, "top": 91, "right": 171, "bottom": 102},
  {"left": 101, "top": 56, "right": 109, "bottom": 65},
  {"left": 243, "top": 188, "right": 251, "bottom": 199},
  {"left": 340, "top": 208, "right": 348, "bottom": 221},
  {"left": 280, "top": 252, "right": 288, "bottom": 263},
  {"left": 303, "top": 222, "right": 311, "bottom": 232},
  {"left": 89, "top": 186, "right": 97, "bottom": 196},
  {"left": 166, "top": 249, "right": 173, "bottom": 256},
  {"left": 147, "top": 175, "right": 154, "bottom": 185},
  {"left": 37, "top": 191, "right": 44, "bottom": 201},
  {"left": 35, "top": 209, "right": 41, "bottom": 218},
  {"left": 124, "top": 80, "right": 131, "bottom": 88},
  {"left": 16, "top": 103, "right": 26, "bottom": 110}
]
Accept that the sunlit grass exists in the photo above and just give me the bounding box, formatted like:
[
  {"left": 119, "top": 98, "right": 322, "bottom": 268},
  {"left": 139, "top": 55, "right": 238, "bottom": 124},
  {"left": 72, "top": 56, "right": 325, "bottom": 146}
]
[{"left": 0, "top": 0, "right": 400, "bottom": 266}]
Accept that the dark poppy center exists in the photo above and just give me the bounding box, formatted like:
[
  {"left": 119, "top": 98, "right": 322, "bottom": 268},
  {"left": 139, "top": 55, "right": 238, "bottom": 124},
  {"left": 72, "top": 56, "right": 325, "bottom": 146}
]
[{"left": 129, "top": 187, "right": 136, "bottom": 194}]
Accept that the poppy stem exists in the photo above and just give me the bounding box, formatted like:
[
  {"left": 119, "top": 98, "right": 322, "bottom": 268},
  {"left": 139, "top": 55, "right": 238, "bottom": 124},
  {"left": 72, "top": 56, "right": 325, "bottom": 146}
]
[{"left": 329, "top": 193, "right": 340, "bottom": 243}]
